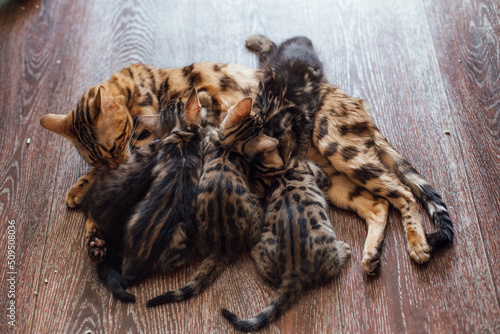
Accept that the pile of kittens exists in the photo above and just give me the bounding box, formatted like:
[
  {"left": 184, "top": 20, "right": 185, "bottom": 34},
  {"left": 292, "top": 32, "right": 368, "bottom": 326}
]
[{"left": 82, "top": 36, "right": 351, "bottom": 332}]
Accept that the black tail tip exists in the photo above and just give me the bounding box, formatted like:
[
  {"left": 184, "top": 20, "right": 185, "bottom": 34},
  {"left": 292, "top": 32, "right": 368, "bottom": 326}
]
[
  {"left": 146, "top": 294, "right": 173, "bottom": 308},
  {"left": 427, "top": 212, "right": 455, "bottom": 250},
  {"left": 221, "top": 308, "right": 238, "bottom": 322}
]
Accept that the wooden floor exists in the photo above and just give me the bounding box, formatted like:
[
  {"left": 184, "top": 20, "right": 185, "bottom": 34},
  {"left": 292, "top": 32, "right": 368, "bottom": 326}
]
[{"left": 1, "top": 0, "right": 499, "bottom": 333}]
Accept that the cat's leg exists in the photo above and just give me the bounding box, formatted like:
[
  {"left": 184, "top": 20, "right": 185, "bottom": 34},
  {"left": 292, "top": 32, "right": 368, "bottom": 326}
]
[
  {"left": 85, "top": 216, "right": 106, "bottom": 262},
  {"left": 327, "top": 174, "right": 389, "bottom": 274},
  {"left": 313, "top": 115, "right": 430, "bottom": 264},
  {"left": 66, "top": 169, "right": 98, "bottom": 208},
  {"left": 245, "top": 34, "right": 277, "bottom": 66}
]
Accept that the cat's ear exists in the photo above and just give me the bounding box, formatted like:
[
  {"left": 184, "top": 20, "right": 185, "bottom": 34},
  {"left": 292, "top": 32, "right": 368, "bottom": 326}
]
[
  {"left": 223, "top": 97, "right": 252, "bottom": 128},
  {"left": 137, "top": 115, "right": 160, "bottom": 133},
  {"left": 185, "top": 88, "right": 202, "bottom": 125},
  {"left": 94, "top": 86, "right": 119, "bottom": 126},
  {"left": 246, "top": 134, "right": 278, "bottom": 156},
  {"left": 40, "top": 114, "right": 75, "bottom": 140}
]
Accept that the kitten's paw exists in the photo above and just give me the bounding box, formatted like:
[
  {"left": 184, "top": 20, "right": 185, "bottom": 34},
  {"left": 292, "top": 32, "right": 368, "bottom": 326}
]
[
  {"left": 408, "top": 240, "right": 431, "bottom": 264},
  {"left": 337, "top": 241, "right": 352, "bottom": 257},
  {"left": 65, "top": 184, "right": 84, "bottom": 208},
  {"left": 362, "top": 251, "right": 380, "bottom": 275},
  {"left": 245, "top": 34, "right": 276, "bottom": 55},
  {"left": 87, "top": 227, "right": 106, "bottom": 262}
]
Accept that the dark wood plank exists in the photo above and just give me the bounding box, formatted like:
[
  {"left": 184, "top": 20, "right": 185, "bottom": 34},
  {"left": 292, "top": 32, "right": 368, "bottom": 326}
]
[
  {"left": 0, "top": 1, "right": 89, "bottom": 333},
  {"left": 422, "top": 0, "right": 500, "bottom": 296}
]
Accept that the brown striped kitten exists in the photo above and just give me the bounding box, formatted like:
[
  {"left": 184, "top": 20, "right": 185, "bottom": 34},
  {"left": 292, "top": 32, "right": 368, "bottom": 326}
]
[
  {"left": 247, "top": 34, "right": 454, "bottom": 271},
  {"left": 146, "top": 97, "right": 278, "bottom": 307},
  {"left": 222, "top": 154, "right": 351, "bottom": 332},
  {"left": 82, "top": 90, "right": 204, "bottom": 302}
]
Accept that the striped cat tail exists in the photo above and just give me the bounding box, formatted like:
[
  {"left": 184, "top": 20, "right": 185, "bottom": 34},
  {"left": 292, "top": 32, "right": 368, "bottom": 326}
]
[
  {"left": 146, "top": 253, "right": 227, "bottom": 307},
  {"left": 221, "top": 278, "right": 301, "bottom": 332},
  {"left": 373, "top": 130, "right": 454, "bottom": 250}
]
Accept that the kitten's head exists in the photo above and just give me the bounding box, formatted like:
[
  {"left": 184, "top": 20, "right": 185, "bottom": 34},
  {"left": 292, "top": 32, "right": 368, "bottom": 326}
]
[
  {"left": 219, "top": 97, "right": 278, "bottom": 160},
  {"left": 40, "top": 85, "right": 133, "bottom": 169},
  {"left": 138, "top": 89, "right": 203, "bottom": 143}
]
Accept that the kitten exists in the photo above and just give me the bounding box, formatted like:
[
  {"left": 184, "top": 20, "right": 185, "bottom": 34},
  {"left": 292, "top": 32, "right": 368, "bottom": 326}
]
[
  {"left": 82, "top": 89, "right": 204, "bottom": 302},
  {"left": 222, "top": 154, "right": 351, "bottom": 332},
  {"left": 146, "top": 97, "right": 278, "bottom": 307}
]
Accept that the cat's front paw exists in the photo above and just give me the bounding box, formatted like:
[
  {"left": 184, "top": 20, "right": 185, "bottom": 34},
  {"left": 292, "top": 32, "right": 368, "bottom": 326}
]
[
  {"left": 362, "top": 251, "right": 380, "bottom": 275},
  {"left": 65, "top": 184, "right": 84, "bottom": 208},
  {"left": 408, "top": 238, "right": 431, "bottom": 264},
  {"left": 87, "top": 227, "right": 106, "bottom": 262}
]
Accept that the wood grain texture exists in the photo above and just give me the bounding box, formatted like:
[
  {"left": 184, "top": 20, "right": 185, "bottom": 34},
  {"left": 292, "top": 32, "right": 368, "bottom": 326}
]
[{"left": 0, "top": 0, "right": 499, "bottom": 333}]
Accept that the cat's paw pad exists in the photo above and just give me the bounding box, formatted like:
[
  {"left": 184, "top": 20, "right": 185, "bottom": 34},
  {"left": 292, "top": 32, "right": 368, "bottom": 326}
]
[
  {"left": 408, "top": 240, "right": 431, "bottom": 264},
  {"left": 362, "top": 251, "right": 381, "bottom": 275},
  {"left": 65, "top": 183, "right": 85, "bottom": 208},
  {"left": 87, "top": 228, "right": 106, "bottom": 262},
  {"left": 245, "top": 34, "right": 276, "bottom": 54}
]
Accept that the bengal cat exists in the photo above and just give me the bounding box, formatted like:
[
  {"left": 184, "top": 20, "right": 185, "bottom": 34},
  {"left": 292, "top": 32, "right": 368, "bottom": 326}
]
[
  {"left": 223, "top": 155, "right": 351, "bottom": 332},
  {"left": 146, "top": 97, "right": 278, "bottom": 307},
  {"left": 82, "top": 90, "right": 204, "bottom": 302}
]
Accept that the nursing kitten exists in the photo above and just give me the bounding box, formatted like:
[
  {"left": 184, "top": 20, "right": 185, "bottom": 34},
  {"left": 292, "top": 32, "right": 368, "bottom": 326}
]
[
  {"left": 146, "top": 97, "right": 278, "bottom": 307},
  {"left": 247, "top": 34, "right": 454, "bottom": 270},
  {"left": 222, "top": 154, "right": 351, "bottom": 332},
  {"left": 82, "top": 90, "right": 203, "bottom": 302}
]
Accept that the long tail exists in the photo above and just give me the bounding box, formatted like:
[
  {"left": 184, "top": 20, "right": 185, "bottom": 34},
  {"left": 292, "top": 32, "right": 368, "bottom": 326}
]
[
  {"left": 373, "top": 130, "right": 454, "bottom": 249},
  {"left": 221, "top": 279, "right": 301, "bottom": 332},
  {"left": 146, "top": 253, "right": 227, "bottom": 307}
]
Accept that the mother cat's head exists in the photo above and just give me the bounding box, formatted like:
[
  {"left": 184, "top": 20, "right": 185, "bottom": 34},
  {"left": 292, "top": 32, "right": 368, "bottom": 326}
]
[{"left": 40, "top": 85, "right": 133, "bottom": 169}]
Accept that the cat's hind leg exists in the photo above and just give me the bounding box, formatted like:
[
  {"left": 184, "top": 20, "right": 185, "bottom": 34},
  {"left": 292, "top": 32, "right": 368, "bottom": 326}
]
[
  {"left": 85, "top": 216, "right": 106, "bottom": 262},
  {"left": 313, "top": 95, "right": 430, "bottom": 264},
  {"left": 326, "top": 174, "right": 389, "bottom": 274}
]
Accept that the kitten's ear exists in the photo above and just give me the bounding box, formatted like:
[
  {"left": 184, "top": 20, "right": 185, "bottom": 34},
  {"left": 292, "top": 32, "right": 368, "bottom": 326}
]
[
  {"left": 137, "top": 115, "right": 160, "bottom": 133},
  {"left": 223, "top": 97, "right": 252, "bottom": 128},
  {"left": 246, "top": 135, "right": 278, "bottom": 156},
  {"left": 185, "top": 88, "right": 202, "bottom": 125},
  {"left": 40, "top": 114, "right": 74, "bottom": 139},
  {"left": 94, "top": 86, "right": 119, "bottom": 126}
]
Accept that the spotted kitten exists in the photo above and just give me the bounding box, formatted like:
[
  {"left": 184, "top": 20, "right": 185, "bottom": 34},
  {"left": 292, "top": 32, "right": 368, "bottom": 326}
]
[
  {"left": 82, "top": 90, "right": 203, "bottom": 302},
  {"left": 146, "top": 97, "right": 278, "bottom": 307},
  {"left": 222, "top": 154, "right": 351, "bottom": 332}
]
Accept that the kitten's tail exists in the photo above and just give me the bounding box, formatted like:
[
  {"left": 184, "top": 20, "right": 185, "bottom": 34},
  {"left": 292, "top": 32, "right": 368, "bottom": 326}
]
[
  {"left": 221, "top": 278, "right": 302, "bottom": 332},
  {"left": 146, "top": 253, "right": 227, "bottom": 307},
  {"left": 97, "top": 262, "right": 136, "bottom": 303},
  {"left": 373, "top": 130, "right": 454, "bottom": 250}
]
